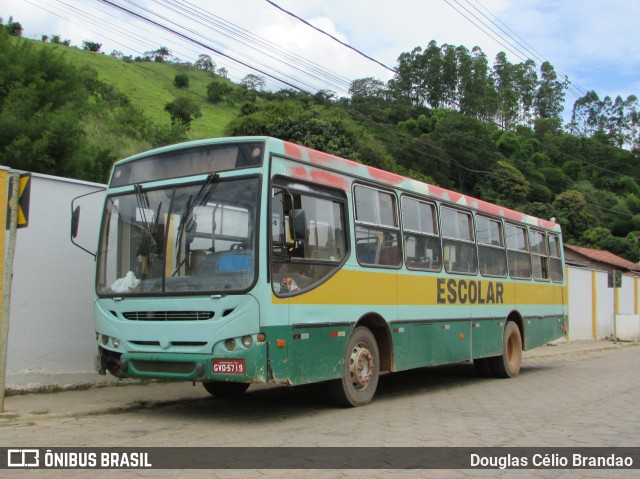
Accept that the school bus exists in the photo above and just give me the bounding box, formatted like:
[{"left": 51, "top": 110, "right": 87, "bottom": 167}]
[{"left": 89, "top": 136, "right": 567, "bottom": 406}]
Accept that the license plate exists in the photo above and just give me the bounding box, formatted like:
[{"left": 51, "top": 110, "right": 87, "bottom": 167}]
[{"left": 212, "top": 359, "right": 245, "bottom": 374}]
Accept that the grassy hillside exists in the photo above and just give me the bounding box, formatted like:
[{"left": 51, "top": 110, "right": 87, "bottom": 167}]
[{"left": 42, "top": 42, "right": 239, "bottom": 140}]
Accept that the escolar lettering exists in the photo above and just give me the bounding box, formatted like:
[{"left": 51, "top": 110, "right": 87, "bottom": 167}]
[{"left": 437, "top": 278, "right": 504, "bottom": 305}]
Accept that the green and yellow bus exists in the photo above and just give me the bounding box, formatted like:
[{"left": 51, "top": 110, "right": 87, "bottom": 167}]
[{"left": 90, "top": 136, "right": 567, "bottom": 406}]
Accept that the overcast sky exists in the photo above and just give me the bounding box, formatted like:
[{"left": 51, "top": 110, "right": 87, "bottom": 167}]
[{"left": 2, "top": 0, "right": 640, "bottom": 114}]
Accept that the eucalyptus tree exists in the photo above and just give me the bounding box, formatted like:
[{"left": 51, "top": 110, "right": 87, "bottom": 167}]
[
  {"left": 534, "top": 61, "right": 565, "bottom": 120},
  {"left": 492, "top": 52, "right": 519, "bottom": 129},
  {"left": 441, "top": 43, "right": 458, "bottom": 109},
  {"left": 514, "top": 59, "right": 538, "bottom": 126},
  {"left": 390, "top": 46, "right": 427, "bottom": 107}
]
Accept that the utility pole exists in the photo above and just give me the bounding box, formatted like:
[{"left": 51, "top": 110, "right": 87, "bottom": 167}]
[{"left": 0, "top": 170, "right": 20, "bottom": 412}]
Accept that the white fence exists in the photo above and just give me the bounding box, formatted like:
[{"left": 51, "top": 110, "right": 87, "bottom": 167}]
[{"left": 0, "top": 170, "right": 638, "bottom": 388}]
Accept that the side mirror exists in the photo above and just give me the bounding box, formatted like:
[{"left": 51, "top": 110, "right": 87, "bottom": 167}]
[
  {"left": 289, "top": 209, "right": 306, "bottom": 241},
  {"left": 70, "top": 189, "right": 105, "bottom": 259},
  {"left": 71, "top": 205, "right": 80, "bottom": 239}
]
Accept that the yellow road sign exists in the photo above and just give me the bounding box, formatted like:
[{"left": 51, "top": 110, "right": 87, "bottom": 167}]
[{"left": 5, "top": 173, "right": 30, "bottom": 229}]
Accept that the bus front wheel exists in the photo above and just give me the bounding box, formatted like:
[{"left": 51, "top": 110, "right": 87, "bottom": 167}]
[
  {"left": 329, "top": 326, "right": 380, "bottom": 407},
  {"left": 202, "top": 380, "right": 250, "bottom": 398},
  {"left": 489, "top": 321, "right": 522, "bottom": 378}
]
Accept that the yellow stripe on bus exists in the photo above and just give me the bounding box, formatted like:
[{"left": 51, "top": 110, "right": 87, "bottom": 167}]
[{"left": 272, "top": 269, "right": 566, "bottom": 306}]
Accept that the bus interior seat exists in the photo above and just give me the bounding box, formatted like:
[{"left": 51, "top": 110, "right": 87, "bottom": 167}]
[
  {"left": 379, "top": 245, "right": 400, "bottom": 266},
  {"left": 218, "top": 252, "right": 253, "bottom": 272},
  {"left": 356, "top": 241, "right": 379, "bottom": 264},
  {"left": 196, "top": 251, "right": 253, "bottom": 275}
]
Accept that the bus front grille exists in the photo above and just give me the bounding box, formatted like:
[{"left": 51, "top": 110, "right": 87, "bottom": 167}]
[
  {"left": 122, "top": 311, "right": 214, "bottom": 321},
  {"left": 130, "top": 341, "right": 207, "bottom": 347},
  {"left": 131, "top": 360, "right": 195, "bottom": 374}
]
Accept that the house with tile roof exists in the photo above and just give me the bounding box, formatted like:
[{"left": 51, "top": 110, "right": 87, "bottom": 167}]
[{"left": 564, "top": 244, "right": 640, "bottom": 275}]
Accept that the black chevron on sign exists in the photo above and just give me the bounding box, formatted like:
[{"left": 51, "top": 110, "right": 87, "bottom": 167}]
[{"left": 6, "top": 173, "right": 31, "bottom": 229}]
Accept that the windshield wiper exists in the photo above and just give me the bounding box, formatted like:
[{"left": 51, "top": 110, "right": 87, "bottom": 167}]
[
  {"left": 172, "top": 173, "right": 219, "bottom": 276},
  {"left": 134, "top": 184, "right": 163, "bottom": 257}
]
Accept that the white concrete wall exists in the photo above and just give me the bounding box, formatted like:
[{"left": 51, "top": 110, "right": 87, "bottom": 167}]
[
  {"left": 3, "top": 172, "right": 106, "bottom": 387},
  {"left": 566, "top": 266, "right": 640, "bottom": 341}
]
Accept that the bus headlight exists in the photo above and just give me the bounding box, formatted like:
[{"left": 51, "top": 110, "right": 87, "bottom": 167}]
[
  {"left": 225, "top": 338, "right": 236, "bottom": 351},
  {"left": 242, "top": 335, "right": 253, "bottom": 348},
  {"left": 112, "top": 337, "right": 120, "bottom": 348}
]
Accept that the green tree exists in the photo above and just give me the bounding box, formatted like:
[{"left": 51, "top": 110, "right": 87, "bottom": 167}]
[
  {"left": 164, "top": 96, "right": 202, "bottom": 127},
  {"left": 206, "top": 79, "right": 231, "bottom": 103},
  {"left": 441, "top": 43, "right": 458, "bottom": 108},
  {"left": 195, "top": 54, "right": 216, "bottom": 72},
  {"left": 82, "top": 40, "right": 102, "bottom": 52},
  {"left": 389, "top": 46, "right": 426, "bottom": 107},
  {"left": 514, "top": 59, "right": 537, "bottom": 125},
  {"left": 349, "top": 77, "right": 387, "bottom": 98},
  {"left": 535, "top": 61, "right": 565, "bottom": 120},
  {"left": 240, "top": 74, "right": 266, "bottom": 91},
  {"left": 225, "top": 98, "right": 398, "bottom": 172},
  {"left": 551, "top": 190, "right": 598, "bottom": 243},
  {"left": 2, "top": 16, "right": 23, "bottom": 36},
  {"left": 581, "top": 227, "right": 640, "bottom": 262},
  {"left": 146, "top": 46, "right": 171, "bottom": 63},
  {"left": 423, "top": 40, "right": 444, "bottom": 108},
  {"left": 492, "top": 52, "right": 519, "bottom": 129},
  {"left": 474, "top": 160, "right": 529, "bottom": 208},
  {"left": 0, "top": 29, "right": 92, "bottom": 176}
]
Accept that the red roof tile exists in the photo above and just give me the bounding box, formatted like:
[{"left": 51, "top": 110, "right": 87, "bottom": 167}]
[{"left": 565, "top": 244, "right": 640, "bottom": 272}]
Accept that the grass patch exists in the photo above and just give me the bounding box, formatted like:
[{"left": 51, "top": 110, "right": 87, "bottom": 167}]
[{"left": 42, "top": 43, "right": 240, "bottom": 142}]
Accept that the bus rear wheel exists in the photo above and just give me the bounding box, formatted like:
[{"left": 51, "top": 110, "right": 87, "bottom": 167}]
[
  {"left": 202, "top": 380, "right": 250, "bottom": 398},
  {"left": 488, "top": 321, "right": 522, "bottom": 378},
  {"left": 329, "top": 326, "right": 380, "bottom": 407}
]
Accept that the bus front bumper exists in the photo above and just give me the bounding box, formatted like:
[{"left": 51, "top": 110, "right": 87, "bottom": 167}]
[{"left": 115, "top": 342, "right": 268, "bottom": 383}]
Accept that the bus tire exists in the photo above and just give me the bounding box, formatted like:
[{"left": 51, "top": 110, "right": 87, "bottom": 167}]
[
  {"left": 473, "top": 357, "right": 493, "bottom": 377},
  {"left": 489, "top": 321, "right": 522, "bottom": 378},
  {"left": 329, "top": 326, "right": 380, "bottom": 407},
  {"left": 202, "top": 380, "right": 250, "bottom": 398}
]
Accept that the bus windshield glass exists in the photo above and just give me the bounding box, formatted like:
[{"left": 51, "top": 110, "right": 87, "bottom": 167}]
[{"left": 97, "top": 176, "right": 259, "bottom": 296}]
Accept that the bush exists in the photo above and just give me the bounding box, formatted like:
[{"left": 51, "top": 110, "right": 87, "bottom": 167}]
[{"left": 174, "top": 72, "right": 189, "bottom": 89}]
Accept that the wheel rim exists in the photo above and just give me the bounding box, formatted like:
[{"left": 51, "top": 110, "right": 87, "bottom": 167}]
[
  {"left": 349, "top": 342, "right": 374, "bottom": 391},
  {"left": 506, "top": 329, "right": 521, "bottom": 368}
]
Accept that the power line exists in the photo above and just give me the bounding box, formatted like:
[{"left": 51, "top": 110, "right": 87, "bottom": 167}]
[
  {"left": 98, "top": 0, "right": 313, "bottom": 94},
  {"left": 265, "top": 0, "right": 397, "bottom": 75},
  {"left": 174, "top": 0, "right": 354, "bottom": 89},
  {"left": 22, "top": 0, "right": 637, "bottom": 218},
  {"left": 444, "top": 0, "right": 586, "bottom": 100},
  {"left": 466, "top": 0, "right": 589, "bottom": 98}
]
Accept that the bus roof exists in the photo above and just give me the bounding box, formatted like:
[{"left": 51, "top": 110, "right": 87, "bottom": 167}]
[
  {"left": 278, "top": 138, "right": 561, "bottom": 233},
  {"left": 112, "top": 136, "right": 560, "bottom": 233}
]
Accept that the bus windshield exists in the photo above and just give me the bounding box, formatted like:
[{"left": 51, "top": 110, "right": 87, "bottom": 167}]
[{"left": 97, "top": 176, "right": 259, "bottom": 296}]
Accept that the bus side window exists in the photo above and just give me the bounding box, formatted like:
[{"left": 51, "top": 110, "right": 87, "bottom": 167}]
[
  {"left": 548, "top": 234, "right": 563, "bottom": 282},
  {"left": 530, "top": 230, "right": 549, "bottom": 281},
  {"left": 401, "top": 197, "right": 441, "bottom": 272},
  {"left": 476, "top": 215, "right": 507, "bottom": 277},
  {"left": 354, "top": 185, "right": 401, "bottom": 268},
  {"left": 505, "top": 222, "right": 532, "bottom": 279},
  {"left": 441, "top": 206, "right": 477, "bottom": 275}
]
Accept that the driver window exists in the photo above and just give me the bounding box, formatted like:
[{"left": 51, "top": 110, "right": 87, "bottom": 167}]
[{"left": 271, "top": 181, "right": 348, "bottom": 295}]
